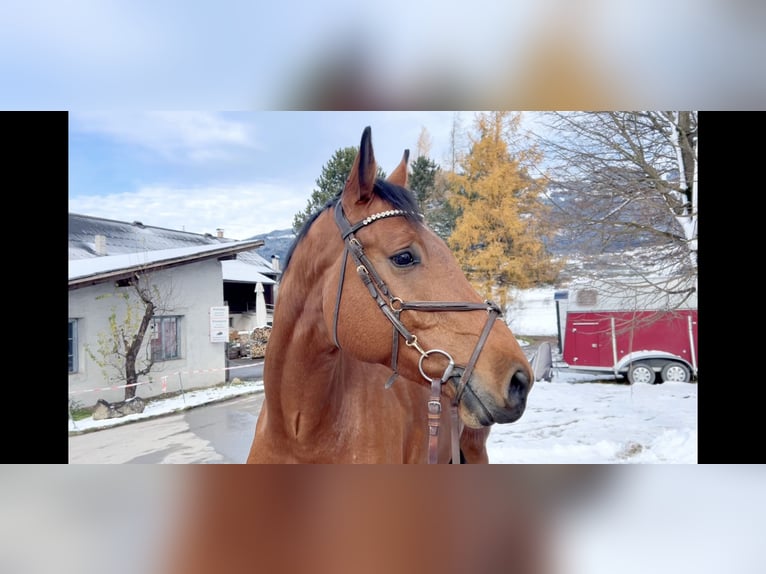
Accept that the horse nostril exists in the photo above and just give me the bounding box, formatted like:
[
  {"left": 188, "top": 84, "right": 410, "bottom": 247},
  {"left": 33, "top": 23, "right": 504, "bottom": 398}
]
[{"left": 508, "top": 368, "right": 531, "bottom": 403}]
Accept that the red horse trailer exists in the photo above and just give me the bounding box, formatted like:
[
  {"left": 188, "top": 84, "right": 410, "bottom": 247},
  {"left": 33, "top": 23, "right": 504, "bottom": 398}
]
[{"left": 549, "top": 277, "right": 697, "bottom": 384}]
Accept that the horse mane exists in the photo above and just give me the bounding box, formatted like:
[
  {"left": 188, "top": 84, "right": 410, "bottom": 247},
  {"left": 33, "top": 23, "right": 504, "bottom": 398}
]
[{"left": 283, "top": 178, "right": 421, "bottom": 272}]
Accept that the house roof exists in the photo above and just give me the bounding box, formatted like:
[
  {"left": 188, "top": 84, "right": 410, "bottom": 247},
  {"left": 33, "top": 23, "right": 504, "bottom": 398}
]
[
  {"left": 68, "top": 240, "right": 265, "bottom": 290},
  {"left": 69, "top": 213, "right": 280, "bottom": 286},
  {"left": 233, "top": 249, "right": 279, "bottom": 271},
  {"left": 221, "top": 260, "right": 275, "bottom": 284},
  {"left": 68, "top": 213, "right": 239, "bottom": 259}
]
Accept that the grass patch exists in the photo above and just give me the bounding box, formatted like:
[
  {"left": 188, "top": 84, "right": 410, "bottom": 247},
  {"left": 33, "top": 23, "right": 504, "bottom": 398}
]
[
  {"left": 70, "top": 407, "right": 94, "bottom": 421},
  {"left": 69, "top": 397, "right": 94, "bottom": 421}
]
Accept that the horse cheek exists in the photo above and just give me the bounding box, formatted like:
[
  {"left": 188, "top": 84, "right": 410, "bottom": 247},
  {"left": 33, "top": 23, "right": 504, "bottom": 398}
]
[{"left": 321, "top": 265, "right": 390, "bottom": 364}]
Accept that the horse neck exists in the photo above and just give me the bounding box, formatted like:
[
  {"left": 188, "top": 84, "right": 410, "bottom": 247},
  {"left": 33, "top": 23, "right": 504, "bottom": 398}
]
[{"left": 262, "top": 215, "right": 349, "bottom": 437}]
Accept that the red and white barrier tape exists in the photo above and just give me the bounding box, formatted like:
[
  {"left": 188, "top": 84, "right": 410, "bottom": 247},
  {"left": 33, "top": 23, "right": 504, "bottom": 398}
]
[{"left": 68, "top": 362, "right": 263, "bottom": 395}]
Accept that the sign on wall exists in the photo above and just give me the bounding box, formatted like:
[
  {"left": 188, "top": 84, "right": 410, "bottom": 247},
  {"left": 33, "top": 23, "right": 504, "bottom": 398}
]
[{"left": 209, "top": 306, "right": 229, "bottom": 343}]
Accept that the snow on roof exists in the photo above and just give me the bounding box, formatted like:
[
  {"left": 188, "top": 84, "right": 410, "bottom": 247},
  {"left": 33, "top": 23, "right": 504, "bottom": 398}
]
[
  {"left": 68, "top": 241, "right": 263, "bottom": 281},
  {"left": 68, "top": 212, "right": 235, "bottom": 259},
  {"left": 235, "top": 249, "right": 277, "bottom": 270},
  {"left": 221, "top": 260, "right": 275, "bottom": 284}
]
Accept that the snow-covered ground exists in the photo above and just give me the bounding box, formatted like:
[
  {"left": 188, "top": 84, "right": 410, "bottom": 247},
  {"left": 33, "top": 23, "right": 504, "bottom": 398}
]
[{"left": 487, "top": 376, "right": 696, "bottom": 463}]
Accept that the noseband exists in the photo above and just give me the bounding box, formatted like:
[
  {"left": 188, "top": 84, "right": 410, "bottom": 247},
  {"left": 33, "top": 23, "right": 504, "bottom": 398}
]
[{"left": 332, "top": 201, "right": 502, "bottom": 464}]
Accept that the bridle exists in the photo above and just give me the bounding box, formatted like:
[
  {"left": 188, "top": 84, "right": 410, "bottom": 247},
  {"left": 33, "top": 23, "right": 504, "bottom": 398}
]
[{"left": 332, "top": 200, "right": 502, "bottom": 464}]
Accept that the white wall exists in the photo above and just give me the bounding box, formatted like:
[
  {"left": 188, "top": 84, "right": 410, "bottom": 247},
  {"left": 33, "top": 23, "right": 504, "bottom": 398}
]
[
  {"left": 68, "top": 259, "right": 227, "bottom": 405},
  {"left": 229, "top": 312, "right": 257, "bottom": 333}
]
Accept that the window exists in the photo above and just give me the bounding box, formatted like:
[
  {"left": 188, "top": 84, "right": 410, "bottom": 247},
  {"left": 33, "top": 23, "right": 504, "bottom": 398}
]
[
  {"left": 576, "top": 289, "right": 598, "bottom": 306},
  {"left": 150, "top": 316, "right": 181, "bottom": 361},
  {"left": 68, "top": 319, "right": 78, "bottom": 373}
]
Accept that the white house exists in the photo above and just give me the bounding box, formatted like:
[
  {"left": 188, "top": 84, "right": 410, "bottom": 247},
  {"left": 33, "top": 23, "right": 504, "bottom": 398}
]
[
  {"left": 68, "top": 214, "right": 274, "bottom": 406},
  {"left": 69, "top": 213, "right": 281, "bottom": 326}
]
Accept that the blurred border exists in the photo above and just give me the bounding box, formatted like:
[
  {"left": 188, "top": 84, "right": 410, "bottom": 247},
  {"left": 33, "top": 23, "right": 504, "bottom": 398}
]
[
  {"left": 2, "top": 465, "right": 764, "bottom": 574},
  {"left": 2, "top": 1, "right": 764, "bottom": 109}
]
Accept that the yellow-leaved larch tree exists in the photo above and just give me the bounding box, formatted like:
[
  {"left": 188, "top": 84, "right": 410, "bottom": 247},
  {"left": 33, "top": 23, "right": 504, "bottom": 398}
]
[{"left": 448, "top": 111, "right": 561, "bottom": 311}]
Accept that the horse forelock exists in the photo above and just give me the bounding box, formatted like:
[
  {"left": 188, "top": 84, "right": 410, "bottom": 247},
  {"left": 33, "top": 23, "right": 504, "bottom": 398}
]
[
  {"left": 372, "top": 179, "right": 420, "bottom": 221},
  {"left": 283, "top": 179, "right": 421, "bottom": 272}
]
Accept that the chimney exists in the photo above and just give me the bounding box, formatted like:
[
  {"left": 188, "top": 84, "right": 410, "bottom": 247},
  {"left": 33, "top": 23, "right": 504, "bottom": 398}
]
[
  {"left": 216, "top": 228, "right": 224, "bottom": 239},
  {"left": 95, "top": 234, "right": 107, "bottom": 256},
  {"left": 271, "top": 255, "right": 280, "bottom": 272}
]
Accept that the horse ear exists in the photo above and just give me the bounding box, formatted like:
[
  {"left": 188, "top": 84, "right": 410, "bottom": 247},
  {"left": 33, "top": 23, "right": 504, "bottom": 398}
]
[
  {"left": 342, "top": 126, "right": 377, "bottom": 206},
  {"left": 387, "top": 149, "right": 409, "bottom": 187}
]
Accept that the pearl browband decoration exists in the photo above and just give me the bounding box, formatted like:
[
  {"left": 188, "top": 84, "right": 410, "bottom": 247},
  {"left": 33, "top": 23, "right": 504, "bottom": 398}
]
[
  {"left": 361, "top": 209, "right": 406, "bottom": 226},
  {"left": 360, "top": 209, "right": 421, "bottom": 227},
  {"left": 338, "top": 202, "right": 424, "bottom": 239}
]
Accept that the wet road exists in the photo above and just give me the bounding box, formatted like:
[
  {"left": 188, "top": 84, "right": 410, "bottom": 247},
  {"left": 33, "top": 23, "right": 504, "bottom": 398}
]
[{"left": 68, "top": 392, "right": 265, "bottom": 464}]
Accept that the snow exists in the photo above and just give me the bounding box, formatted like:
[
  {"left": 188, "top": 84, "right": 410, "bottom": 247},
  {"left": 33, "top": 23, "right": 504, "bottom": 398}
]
[
  {"left": 68, "top": 287, "right": 697, "bottom": 463},
  {"left": 486, "top": 377, "right": 696, "bottom": 463},
  {"left": 221, "top": 259, "right": 275, "bottom": 283},
  {"left": 68, "top": 380, "right": 264, "bottom": 433},
  {"left": 505, "top": 286, "right": 560, "bottom": 335},
  {"left": 68, "top": 240, "right": 262, "bottom": 280}
]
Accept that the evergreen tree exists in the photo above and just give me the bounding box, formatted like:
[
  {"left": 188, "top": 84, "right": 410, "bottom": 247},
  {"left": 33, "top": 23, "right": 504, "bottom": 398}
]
[
  {"left": 448, "top": 112, "right": 561, "bottom": 310},
  {"left": 409, "top": 154, "right": 457, "bottom": 242},
  {"left": 293, "top": 146, "right": 385, "bottom": 233},
  {"left": 409, "top": 155, "right": 438, "bottom": 212}
]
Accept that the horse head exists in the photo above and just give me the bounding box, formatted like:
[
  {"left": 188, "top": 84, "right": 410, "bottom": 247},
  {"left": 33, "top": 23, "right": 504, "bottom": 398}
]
[{"left": 323, "top": 126, "right": 534, "bottom": 429}]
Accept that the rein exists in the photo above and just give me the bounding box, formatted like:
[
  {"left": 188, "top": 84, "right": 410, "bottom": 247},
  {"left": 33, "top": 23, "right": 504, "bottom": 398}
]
[{"left": 332, "top": 201, "right": 502, "bottom": 464}]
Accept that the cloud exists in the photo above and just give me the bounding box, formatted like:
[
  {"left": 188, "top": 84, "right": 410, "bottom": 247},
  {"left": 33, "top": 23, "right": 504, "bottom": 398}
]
[
  {"left": 68, "top": 182, "right": 307, "bottom": 239},
  {"left": 70, "top": 111, "right": 258, "bottom": 164},
  {"left": 68, "top": 111, "right": 553, "bottom": 241}
]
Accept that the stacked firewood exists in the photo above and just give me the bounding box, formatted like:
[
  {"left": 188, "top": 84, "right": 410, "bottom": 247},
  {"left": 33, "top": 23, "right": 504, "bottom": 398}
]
[{"left": 241, "top": 327, "right": 272, "bottom": 359}]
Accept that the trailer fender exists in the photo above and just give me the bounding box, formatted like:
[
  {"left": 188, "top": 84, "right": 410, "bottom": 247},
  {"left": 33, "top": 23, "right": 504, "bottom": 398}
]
[
  {"left": 616, "top": 351, "right": 694, "bottom": 374},
  {"left": 530, "top": 341, "right": 554, "bottom": 382}
]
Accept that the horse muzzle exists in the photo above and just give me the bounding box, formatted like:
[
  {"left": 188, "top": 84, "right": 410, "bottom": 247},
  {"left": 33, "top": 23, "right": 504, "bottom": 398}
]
[{"left": 459, "top": 366, "right": 532, "bottom": 427}]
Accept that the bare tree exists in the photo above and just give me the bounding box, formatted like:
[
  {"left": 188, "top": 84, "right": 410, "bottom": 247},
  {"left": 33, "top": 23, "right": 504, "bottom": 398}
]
[
  {"left": 446, "top": 112, "right": 465, "bottom": 173},
  {"left": 86, "top": 271, "right": 176, "bottom": 401},
  {"left": 415, "top": 126, "right": 432, "bottom": 158},
  {"left": 535, "top": 111, "right": 698, "bottom": 307}
]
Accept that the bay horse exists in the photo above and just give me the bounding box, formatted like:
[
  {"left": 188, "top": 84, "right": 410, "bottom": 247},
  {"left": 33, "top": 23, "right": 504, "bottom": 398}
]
[{"left": 246, "top": 126, "right": 534, "bottom": 463}]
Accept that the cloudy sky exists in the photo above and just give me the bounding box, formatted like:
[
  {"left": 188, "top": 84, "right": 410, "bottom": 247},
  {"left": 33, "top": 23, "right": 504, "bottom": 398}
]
[{"left": 69, "top": 111, "right": 491, "bottom": 239}]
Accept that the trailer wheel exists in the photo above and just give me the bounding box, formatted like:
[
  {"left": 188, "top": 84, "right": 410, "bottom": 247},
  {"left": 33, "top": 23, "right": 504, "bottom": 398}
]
[
  {"left": 627, "top": 363, "right": 655, "bottom": 385},
  {"left": 660, "top": 362, "right": 691, "bottom": 383}
]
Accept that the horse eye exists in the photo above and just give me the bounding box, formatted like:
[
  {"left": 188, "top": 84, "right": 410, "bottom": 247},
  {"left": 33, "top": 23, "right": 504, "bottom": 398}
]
[{"left": 390, "top": 251, "right": 417, "bottom": 267}]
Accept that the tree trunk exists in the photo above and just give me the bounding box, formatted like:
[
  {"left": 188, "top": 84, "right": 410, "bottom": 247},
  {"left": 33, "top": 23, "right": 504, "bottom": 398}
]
[
  {"left": 122, "top": 285, "right": 155, "bottom": 401},
  {"left": 124, "top": 358, "right": 138, "bottom": 400}
]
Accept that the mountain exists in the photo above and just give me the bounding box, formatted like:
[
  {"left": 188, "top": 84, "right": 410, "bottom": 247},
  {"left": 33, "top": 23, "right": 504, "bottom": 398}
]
[{"left": 247, "top": 228, "right": 296, "bottom": 264}]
